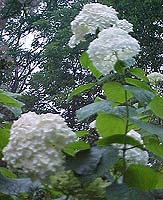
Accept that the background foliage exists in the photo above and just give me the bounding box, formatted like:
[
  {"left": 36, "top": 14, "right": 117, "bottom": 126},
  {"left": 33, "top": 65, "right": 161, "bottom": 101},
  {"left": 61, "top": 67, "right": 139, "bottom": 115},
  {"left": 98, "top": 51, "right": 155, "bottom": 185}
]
[{"left": 0, "top": 0, "right": 162, "bottom": 129}]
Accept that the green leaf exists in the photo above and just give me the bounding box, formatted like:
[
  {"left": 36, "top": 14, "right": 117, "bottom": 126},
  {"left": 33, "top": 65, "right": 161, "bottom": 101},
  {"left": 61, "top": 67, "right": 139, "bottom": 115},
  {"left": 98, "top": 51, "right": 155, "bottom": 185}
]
[
  {"left": 4, "top": 105, "right": 22, "bottom": 118},
  {"left": 76, "top": 99, "right": 138, "bottom": 122},
  {"left": 76, "top": 100, "right": 113, "bottom": 121},
  {"left": 65, "top": 147, "right": 104, "bottom": 175},
  {"left": 155, "top": 173, "right": 163, "bottom": 189},
  {"left": 114, "top": 60, "right": 126, "bottom": 74},
  {"left": 76, "top": 130, "right": 89, "bottom": 137},
  {"left": 143, "top": 136, "right": 163, "bottom": 158},
  {"left": 0, "top": 89, "right": 23, "bottom": 117},
  {"left": 125, "top": 78, "right": 153, "bottom": 92},
  {"left": 129, "top": 68, "right": 148, "bottom": 82},
  {"left": 80, "top": 52, "right": 102, "bottom": 79},
  {"left": 96, "top": 134, "right": 143, "bottom": 150},
  {"left": 0, "top": 152, "right": 3, "bottom": 159},
  {"left": 67, "top": 83, "right": 95, "bottom": 101},
  {"left": 103, "top": 82, "right": 133, "bottom": 104},
  {"left": 96, "top": 113, "right": 126, "bottom": 137},
  {"left": 124, "top": 165, "right": 160, "bottom": 190},
  {"left": 124, "top": 85, "right": 155, "bottom": 104},
  {"left": 0, "top": 93, "right": 22, "bottom": 108},
  {"left": 96, "top": 146, "right": 119, "bottom": 176},
  {"left": 64, "top": 141, "right": 90, "bottom": 156},
  {"left": 0, "top": 168, "right": 17, "bottom": 178},
  {"left": 0, "top": 193, "right": 13, "bottom": 200},
  {"left": 65, "top": 146, "right": 119, "bottom": 178},
  {"left": 0, "top": 124, "right": 10, "bottom": 150},
  {"left": 1, "top": 91, "right": 21, "bottom": 99},
  {"left": 106, "top": 184, "right": 154, "bottom": 200},
  {"left": 149, "top": 96, "right": 163, "bottom": 119},
  {"left": 130, "top": 117, "right": 163, "bottom": 141},
  {"left": 0, "top": 174, "right": 41, "bottom": 195}
]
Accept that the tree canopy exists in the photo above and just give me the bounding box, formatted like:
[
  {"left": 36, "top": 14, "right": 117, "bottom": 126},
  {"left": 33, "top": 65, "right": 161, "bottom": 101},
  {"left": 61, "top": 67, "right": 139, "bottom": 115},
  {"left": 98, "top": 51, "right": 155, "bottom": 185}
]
[{"left": 0, "top": 0, "right": 162, "bottom": 129}]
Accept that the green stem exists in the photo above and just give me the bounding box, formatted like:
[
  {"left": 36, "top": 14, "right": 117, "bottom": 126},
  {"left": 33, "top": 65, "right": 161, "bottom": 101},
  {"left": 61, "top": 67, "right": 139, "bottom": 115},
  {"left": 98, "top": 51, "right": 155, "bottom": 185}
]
[{"left": 122, "top": 90, "right": 129, "bottom": 182}]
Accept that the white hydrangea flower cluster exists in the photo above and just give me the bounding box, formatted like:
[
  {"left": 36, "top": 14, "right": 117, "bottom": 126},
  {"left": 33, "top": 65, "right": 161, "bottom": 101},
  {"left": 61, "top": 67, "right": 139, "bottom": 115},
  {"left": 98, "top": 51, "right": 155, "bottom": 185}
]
[
  {"left": 68, "top": 3, "right": 140, "bottom": 75},
  {"left": 87, "top": 28, "right": 140, "bottom": 75},
  {"left": 114, "top": 130, "right": 149, "bottom": 166},
  {"left": 147, "top": 72, "right": 163, "bottom": 84},
  {"left": 68, "top": 3, "right": 134, "bottom": 48},
  {"left": 2, "top": 112, "right": 76, "bottom": 179}
]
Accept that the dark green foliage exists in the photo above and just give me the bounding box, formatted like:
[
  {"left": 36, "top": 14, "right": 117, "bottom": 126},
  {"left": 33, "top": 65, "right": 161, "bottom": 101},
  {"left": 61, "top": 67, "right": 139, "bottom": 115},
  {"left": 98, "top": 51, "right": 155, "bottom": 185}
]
[
  {"left": 65, "top": 146, "right": 119, "bottom": 181},
  {"left": 106, "top": 184, "right": 154, "bottom": 200},
  {"left": 1, "top": 0, "right": 162, "bottom": 130}
]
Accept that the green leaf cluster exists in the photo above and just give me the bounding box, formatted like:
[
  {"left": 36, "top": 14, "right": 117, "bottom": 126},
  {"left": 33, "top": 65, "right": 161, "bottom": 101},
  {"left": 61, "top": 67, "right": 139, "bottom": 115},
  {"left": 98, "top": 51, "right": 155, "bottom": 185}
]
[{"left": 50, "top": 170, "right": 108, "bottom": 200}]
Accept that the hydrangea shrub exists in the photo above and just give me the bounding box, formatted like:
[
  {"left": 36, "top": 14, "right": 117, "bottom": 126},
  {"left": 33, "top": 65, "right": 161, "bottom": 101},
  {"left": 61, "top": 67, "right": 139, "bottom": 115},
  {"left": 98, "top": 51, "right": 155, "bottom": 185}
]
[
  {"left": 66, "top": 2, "right": 163, "bottom": 198},
  {"left": 1, "top": 2, "right": 163, "bottom": 200}
]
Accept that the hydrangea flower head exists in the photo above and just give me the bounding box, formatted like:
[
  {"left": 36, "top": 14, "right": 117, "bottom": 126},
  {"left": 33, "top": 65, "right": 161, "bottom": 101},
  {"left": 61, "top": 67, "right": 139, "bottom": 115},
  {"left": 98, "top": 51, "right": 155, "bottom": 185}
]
[
  {"left": 114, "top": 130, "right": 149, "bottom": 166},
  {"left": 147, "top": 72, "right": 163, "bottom": 84},
  {"left": 114, "top": 19, "right": 133, "bottom": 33},
  {"left": 87, "top": 28, "right": 140, "bottom": 75},
  {"left": 68, "top": 3, "right": 119, "bottom": 47},
  {"left": 2, "top": 112, "right": 76, "bottom": 179}
]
